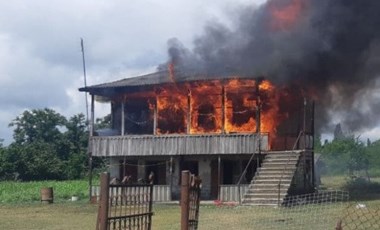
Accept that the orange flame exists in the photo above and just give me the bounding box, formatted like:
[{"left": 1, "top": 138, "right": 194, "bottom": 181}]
[
  {"left": 126, "top": 77, "right": 291, "bottom": 149},
  {"left": 168, "top": 62, "right": 175, "bottom": 82},
  {"left": 268, "top": 0, "right": 308, "bottom": 31}
]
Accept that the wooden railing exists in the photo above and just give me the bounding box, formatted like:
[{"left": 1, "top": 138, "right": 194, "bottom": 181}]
[
  {"left": 90, "top": 133, "right": 268, "bottom": 157},
  {"left": 92, "top": 185, "right": 171, "bottom": 203}
]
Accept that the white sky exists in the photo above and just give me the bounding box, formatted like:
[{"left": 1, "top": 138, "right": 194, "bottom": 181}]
[
  {"left": 0, "top": 0, "right": 378, "bottom": 145},
  {"left": 0, "top": 0, "right": 267, "bottom": 144}
]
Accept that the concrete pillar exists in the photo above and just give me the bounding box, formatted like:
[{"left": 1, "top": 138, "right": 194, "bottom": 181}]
[
  {"left": 109, "top": 157, "right": 120, "bottom": 179},
  {"left": 199, "top": 158, "right": 211, "bottom": 198},
  {"left": 137, "top": 159, "right": 145, "bottom": 181}
]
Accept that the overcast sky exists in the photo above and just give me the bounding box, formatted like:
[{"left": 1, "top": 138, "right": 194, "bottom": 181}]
[
  {"left": 1, "top": 0, "right": 379, "bottom": 145},
  {"left": 0, "top": 0, "right": 269, "bottom": 144}
]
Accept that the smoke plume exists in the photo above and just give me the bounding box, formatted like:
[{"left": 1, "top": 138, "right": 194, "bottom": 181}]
[{"left": 159, "top": 0, "right": 380, "bottom": 133}]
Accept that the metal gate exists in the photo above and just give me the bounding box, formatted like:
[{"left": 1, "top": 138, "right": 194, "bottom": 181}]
[{"left": 96, "top": 173, "right": 153, "bottom": 230}]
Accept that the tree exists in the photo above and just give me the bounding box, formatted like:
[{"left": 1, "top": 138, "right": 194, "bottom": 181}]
[
  {"left": 0, "top": 140, "right": 15, "bottom": 180},
  {"left": 95, "top": 114, "right": 111, "bottom": 129},
  {"left": 6, "top": 109, "right": 70, "bottom": 180},
  {"left": 64, "top": 114, "right": 88, "bottom": 179},
  {"left": 321, "top": 136, "right": 369, "bottom": 177},
  {"left": 6, "top": 142, "right": 64, "bottom": 180},
  {"left": 9, "top": 108, "right": 67, "bottom": 144},
  {"left": 333, "top": 123, "right": 345, "bottom": 140}
]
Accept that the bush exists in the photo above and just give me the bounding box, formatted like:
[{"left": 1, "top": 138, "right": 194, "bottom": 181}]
[{"left": 342, "top": 177, "right": 380, "bottom": 199}]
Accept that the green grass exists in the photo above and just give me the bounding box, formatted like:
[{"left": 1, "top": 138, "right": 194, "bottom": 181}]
[
  {"left": 0, "top": 202, "right": 97, "bottom": 230},
  {"left": 0, "top": 180, "right": 90, "bottom": 203},
  {"left": 2, "top": 202, "right": 379, "bottom": 230},
  {"left": 0, "top": 175, "right": 380, "bottom": 229}
]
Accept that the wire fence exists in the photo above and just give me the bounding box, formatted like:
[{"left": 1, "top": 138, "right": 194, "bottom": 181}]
[
  {"left": 339, "top": 202, "right": 380, "bottom": 229},
  {"left": 196, "top": 190, "right": 375, "bottom": 230}
]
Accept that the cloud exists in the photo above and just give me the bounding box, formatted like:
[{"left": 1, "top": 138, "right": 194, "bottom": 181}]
[{"left": 0, "top": 0, "right": 266, "bottom": 144}]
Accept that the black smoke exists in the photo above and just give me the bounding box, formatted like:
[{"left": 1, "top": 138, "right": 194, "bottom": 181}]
[{"left": 158, "top": 0, "right": 380, "bottom": 133}]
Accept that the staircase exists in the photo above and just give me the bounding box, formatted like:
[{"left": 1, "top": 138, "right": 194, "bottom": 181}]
[{"left": 242, "top": 151, "right": 301, "bottom": 206}]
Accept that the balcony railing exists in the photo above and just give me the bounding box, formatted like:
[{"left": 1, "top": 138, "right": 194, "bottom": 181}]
[{"left": 90, "top": 133, "right": 268, "bottom": 157}]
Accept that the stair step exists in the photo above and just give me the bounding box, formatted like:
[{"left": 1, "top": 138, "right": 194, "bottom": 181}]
[
  {"left": 257, "top": 171, "right": 295, "bottom": 175},
  {"left": 254, "top": 175, "right": 293, "bottom": 180},
  {"left": 260, "top": 165, "right": 297, "bottom": 170},
  {"left": 262, "top": 161, "right": 296, "bottom": 168},
  {"left": 266, "top": 155, "right": 299, "bottom": 158},
  {"left": 244, "top": 192, "right": 287, "bottom": 197},
  {"left": 253, "top": 177, "right": 292, "bottom": 182},
  {"left": 241, "top": 152, "right": 301, "bottom": 206},
  {"left": 250, "top": 189, "right": 289, "bottom": 193},
  {"left": 250, "top": 184, "right": 290, "bottom": 189},
  {"left": 263, "top": 157, "right": 299, "bottom": 163}
]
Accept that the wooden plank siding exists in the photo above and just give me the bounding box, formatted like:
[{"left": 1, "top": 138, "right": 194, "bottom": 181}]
[
  {"left": 219, "top": 185, "right": 249, "bottom": 202},
  {"left": 90, "top": 134, "right": 268, "bottom": 157},
  {"left": 92, "top": 185, "right": 172, "bottom": 202},
  {"left": 92, "top": 185, "right": 248, "bottom": 202}
]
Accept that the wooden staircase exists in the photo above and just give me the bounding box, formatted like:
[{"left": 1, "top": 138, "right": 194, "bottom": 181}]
[{"left": 242, "top": 151, "right": 301, "bottom": 206}]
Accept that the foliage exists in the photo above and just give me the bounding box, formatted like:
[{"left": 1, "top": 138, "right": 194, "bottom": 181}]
[
  {"left": 6, "top": 142, "right": 64, "bottom": 180},
  {"left": 95, "top": 114, "right": 111, "bottom": 129},
  {"left": 9, "top": 108, "right": 67, "bottom": 145},
  {"left": 0, "top": 109, "right": 95, "bottom": 181},
  {"left": 320, "top": 137, "right": 369, "bottom": 176},
  {"left": 342, "top": 177, "right": 380, "bottom": 199}
]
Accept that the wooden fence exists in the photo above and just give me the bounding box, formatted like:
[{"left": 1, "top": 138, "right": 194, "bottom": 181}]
[
  {"left": 92, "top": 185, "right": 171, "bottom": 203},
  {"left": 181, "top": 171, "right": 202, "bottom": 230},
  {"left": 96, "top": 173, "right": 154, "bottom": 230}
]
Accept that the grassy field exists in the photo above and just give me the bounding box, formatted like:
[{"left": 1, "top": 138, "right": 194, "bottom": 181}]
[
  {"left": 1, "top": 176, "right": 380, "bottom": 229},
  {"left": 0, "top": 180, "right": 89, "bottom": 203},
  {"left": 2, "top": 201, "right": 380, "bottom": 230}
]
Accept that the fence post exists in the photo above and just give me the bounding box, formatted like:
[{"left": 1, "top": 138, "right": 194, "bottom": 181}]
[
  {"left": 97, "top": 172, "right": 110, "bottom": 230},
  {"left": 181, "top": 170, "right": 190, "bottom": 230}
]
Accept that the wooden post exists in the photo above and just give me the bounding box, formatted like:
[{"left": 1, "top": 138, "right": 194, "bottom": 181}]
[
  {"left": 221, "top": 86, "right": 225, "bottom": 134},
  {"left": 97, "top": 172, "right": 110, "bottom": 230},
  {"left": 90, "top": 94, "right": 95, "bottom": 136},
  {"left": 311, "top": 101, "right": 315, "bottom": 189},
  {"left": 217, "top": 156, "right": 221, "bottom": 200},
  {"left": 153, "top": 103, "right": 157, "bottom": 135},
  {"left": 181, "top": 170, "right": 190, "bottom": 230},
  {"left": 88, "top": 94, "right": 95, "bottom": 201},
  {"left": 121, "top": 102, "right": 125, "bottom": 136},
  {"left": 187, "top": 90, "right": 191, "bottom": 134}
]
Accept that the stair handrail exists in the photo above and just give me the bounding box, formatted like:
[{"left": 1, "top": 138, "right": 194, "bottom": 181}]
[
  {"left": 237, "top": 133, "right": 261, "bottom": 204},
  {"left": 277, "top": 130, "right": 304, "bottom": 206}
]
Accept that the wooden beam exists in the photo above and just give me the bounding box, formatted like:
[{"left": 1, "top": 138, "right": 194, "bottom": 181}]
[
  {"left": 154, "top": 96, "right": 158, "bottom": 135},
  {"left": 90, "top": 94, "right": 95, "bottom": 136},
  {"left": 221, "top": 86, "right": 225, "bottom": 134},
  {"left": 187, "top": 90, "right": 191, "bottom": 134},
  {"left": 180, "top": 171, "right": 190, "bottom": 230},
  {"left": 121, "top": 102, "right": 125, "bottom": 136},
  {"left": 217, "top": 155, "right": 221, "bottom": 200}
]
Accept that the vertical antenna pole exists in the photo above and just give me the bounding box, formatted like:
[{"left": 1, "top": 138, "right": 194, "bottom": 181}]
[
  {"left": 81, "top": 38, "right": 89, "bottom": 123},
  {"left": 81, "top": 38, "right": 92, "bottom": 201}
]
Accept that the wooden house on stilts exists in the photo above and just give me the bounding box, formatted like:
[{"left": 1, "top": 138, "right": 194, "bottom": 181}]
[{"left": 79, "top": 70, "right": 315, "bottom": 205}]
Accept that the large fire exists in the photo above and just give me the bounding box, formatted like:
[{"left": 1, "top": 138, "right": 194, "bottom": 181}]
[
  {"left": 153, "top": 78, "right": 284, "bottom": 141},
  {"left": 120, "top": 73, "right": 306, "bottom": 150},
  {"left": 268, "top": 0, "right": 308, "bottom": 31}
]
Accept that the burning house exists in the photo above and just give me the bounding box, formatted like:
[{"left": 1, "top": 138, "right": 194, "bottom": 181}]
[
  {"left": 79, "top": 70, "right": 315, "bottom": 205},
  {"left": 79, "top": 0, "right": 380, "bottom": 205}
]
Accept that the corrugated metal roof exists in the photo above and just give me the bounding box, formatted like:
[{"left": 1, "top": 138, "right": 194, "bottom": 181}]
[{"left": 79, "top": 69, "right": 259, "bottom": 96}]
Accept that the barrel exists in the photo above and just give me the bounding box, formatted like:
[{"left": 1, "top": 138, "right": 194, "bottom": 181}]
[{"left": 40, "top": 187, "right": 54, "bottom": 204}]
